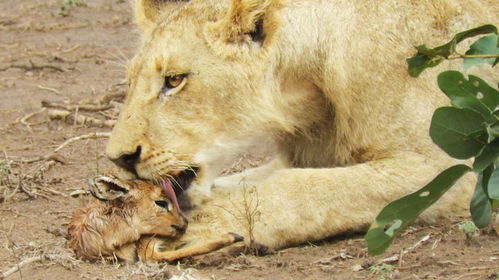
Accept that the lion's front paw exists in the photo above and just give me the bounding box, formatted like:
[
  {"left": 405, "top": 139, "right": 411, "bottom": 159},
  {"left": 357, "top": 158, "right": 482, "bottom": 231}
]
[
  {"left": 246, "top": 242, "right": 275, "bottom": 256},
  {"left": 228, "top": 232, "right": 244, "bottom": 243}
]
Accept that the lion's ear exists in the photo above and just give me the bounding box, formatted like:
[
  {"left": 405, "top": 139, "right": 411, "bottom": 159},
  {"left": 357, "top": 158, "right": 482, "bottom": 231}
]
[
  {"left": 134, "top": 0, "right": 189, "bottom": 33},
  {"left": 204, "top": 0, "right": 280, "bottom": 58}
]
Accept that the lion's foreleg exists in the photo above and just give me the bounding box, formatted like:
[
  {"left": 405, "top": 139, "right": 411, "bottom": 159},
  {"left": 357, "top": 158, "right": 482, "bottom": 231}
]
[
  {"left": 214, "top": 157, "right": 286, "bottom": 189},
  {"left": 246, "top": 153, "right": 474, "bottom": 249}
]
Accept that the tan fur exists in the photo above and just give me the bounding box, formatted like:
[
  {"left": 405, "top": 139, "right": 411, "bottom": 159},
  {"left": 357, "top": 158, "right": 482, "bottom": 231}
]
[
  {"left": 106, "top": 0, "right": 498, "bottom": 249},
  {"left": 134, "top": 0, "right": 190, "bottom": 34},
  {"left": 68, "top": 176, "right": 241, "bottom": 263}
]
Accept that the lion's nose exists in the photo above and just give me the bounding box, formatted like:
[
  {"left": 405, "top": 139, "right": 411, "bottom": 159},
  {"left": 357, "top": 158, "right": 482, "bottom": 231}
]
[{"left": 110, "top": 146, "right": 142, "bottom": 174}]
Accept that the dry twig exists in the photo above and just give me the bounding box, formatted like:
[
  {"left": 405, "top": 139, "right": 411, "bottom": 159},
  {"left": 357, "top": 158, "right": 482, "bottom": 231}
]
[
  {"left": 61, "top": 44, "right": 80, "bottom": 53},
  {"left": 47, "top": 109, "right": 116, "bottom": 128},
  {"left": 23, "top": 132, "right": 111, "bottom": 164},
  {"left": 42, "top": 100, "right": 113, "bottom": 111},
  {"left": 376, "top": 234, "right": 431, "bottom": 265},
  {"left": 53, "top": 132, "right": 111, "bottom": 154},
  {"left": 1, "top": 249, "right": 78, "bottom": 279},
  {"left": 79, "top": 91, "right": 125, "bottom": 105},
  {"left": 0, "top": 256, "right": 45, "bottom": 279},
  {"left": 19, "top": 108, "right": 47, "bottom": 128},
  {"left": 0, "top": 60, "right": 65, "bottom": 72},
  {"left": 37, "top": 85, "right": 61, "bottom": 95}
]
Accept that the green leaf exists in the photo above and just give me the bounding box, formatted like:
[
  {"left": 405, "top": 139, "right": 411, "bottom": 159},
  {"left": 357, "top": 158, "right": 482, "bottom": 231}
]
[
  {"left": 407, "top": 24, "right": 498, "bottom": 77},
  {"left": 430, "top": 107, "right": 487, "bottom": 159},
  {"left": 437, "top": 71, "right": 496, "bottom": 120},
  {"left": 488, "top": 167, "right": 499, "bottom": 200},
  {"left": 492, "top": 199, "right": 499, "bottom": 210},
  {"left": 468, "top": 75, "right": 499, "bottom": 112},
  {"left": 473, "top": 139, "right": 499, "bottom": 172},
  {"left": 407, "top": 54, "right": 443, "bottom": 78},
  {"left": 488, "top": 123, "right": 499, "bottom": 140},
  {"left": 464, "top": 35, "right": 499, "bottom": 69},
  {"left": 365, "top": 165, "right": 471, "bottom": 255},
  {"left": 471, "top": 165, "right": 493, "bottom": 228}
]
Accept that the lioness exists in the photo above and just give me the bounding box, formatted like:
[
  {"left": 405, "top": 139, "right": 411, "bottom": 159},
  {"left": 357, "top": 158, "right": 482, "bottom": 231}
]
[{"left": 105, "top": 0, "right": 497, "bottom": 249}]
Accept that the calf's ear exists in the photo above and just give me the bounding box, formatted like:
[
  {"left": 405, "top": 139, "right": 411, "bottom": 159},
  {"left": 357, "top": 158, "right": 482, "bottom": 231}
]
[{"left": 87, "top": 176, "right": 130, "bottom": 201}]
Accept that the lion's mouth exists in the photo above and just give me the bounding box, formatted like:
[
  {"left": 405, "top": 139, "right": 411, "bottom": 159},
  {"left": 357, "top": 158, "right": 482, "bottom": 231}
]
[
  {"left": 160, "top": 167, "right": 198, "bottom": 214},
  {"left": 170, "top": 167, "right": 199, "bottom": 196}
]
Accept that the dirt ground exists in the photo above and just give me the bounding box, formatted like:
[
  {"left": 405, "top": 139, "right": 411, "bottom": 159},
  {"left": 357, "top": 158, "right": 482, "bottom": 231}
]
[{"left": 0, "top": 1, "right": 498, "bottom": 279}]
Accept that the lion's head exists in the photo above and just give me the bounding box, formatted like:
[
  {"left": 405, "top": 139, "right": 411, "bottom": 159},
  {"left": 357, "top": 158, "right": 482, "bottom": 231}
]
[{"left": 106, "top": 0, "right": 330, "bottom": 196}]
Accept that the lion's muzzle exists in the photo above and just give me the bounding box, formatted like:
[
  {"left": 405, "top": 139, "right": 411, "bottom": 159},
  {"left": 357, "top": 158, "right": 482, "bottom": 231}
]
[{"left": 110, "top": 145, "right": 142, "bottom": 176}]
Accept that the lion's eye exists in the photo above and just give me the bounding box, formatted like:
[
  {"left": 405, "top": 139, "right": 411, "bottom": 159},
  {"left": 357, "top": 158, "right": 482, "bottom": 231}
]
[
  {"left": 161, "top": 74, "right": 187, "bottom": 97},
  {"left": 164, "top": 75, "right": 185, "bottom": 89}
]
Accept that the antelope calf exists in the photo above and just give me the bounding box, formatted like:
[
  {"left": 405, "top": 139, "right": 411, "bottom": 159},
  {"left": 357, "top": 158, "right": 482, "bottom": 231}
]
[{"left": 68, "top": 176, "right": 242, "bottom": 263}]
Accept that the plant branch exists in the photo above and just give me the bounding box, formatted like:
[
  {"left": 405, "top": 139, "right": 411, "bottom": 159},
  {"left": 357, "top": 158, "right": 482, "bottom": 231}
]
[{"left": 447, "top": 54, "right": 499, "bottom": 60}]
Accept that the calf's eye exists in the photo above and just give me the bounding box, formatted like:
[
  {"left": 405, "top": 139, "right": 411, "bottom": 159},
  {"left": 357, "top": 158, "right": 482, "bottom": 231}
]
[{"left": 155, "top": 200, "right": 170, "bottom": 210}]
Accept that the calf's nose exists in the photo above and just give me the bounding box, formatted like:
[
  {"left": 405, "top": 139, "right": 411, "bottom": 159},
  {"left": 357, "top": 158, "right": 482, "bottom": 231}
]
[{"left": 172, "top": 217, "right": 188, "bottom": 233}]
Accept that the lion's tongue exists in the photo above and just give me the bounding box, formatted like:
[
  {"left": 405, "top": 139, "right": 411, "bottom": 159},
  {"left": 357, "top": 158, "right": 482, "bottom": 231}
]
[{"left": 161, "top": 181, "right": 186, "bottom": 219}]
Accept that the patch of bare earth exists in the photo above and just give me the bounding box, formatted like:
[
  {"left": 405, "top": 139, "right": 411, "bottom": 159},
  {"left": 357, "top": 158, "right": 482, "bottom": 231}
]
[{"left": 0, "top": 1, "right": 497, "bottom": 279}]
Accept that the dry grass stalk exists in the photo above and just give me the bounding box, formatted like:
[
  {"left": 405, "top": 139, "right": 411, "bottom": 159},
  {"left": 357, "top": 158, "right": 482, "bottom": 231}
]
[
  {"left": 2, "top": 79, "right": 122, "bottom": 201},
  {"left": 0, "top": 158, "right": 17, "bottom": 203},
  {"left": 217, "top": 178, "right": 261, "bottom": 255},
  {"left": 0, "top": 240, "right": 80, "bottom": 279},
  {"left": 241, "top": 184, "right": 260, "bottom": 253},
  {"left": 2, "top": 130, "right": 110, "bottom": 202},
  {"left": 128, "top": 262, "right": 172, "bottom": 279}
]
